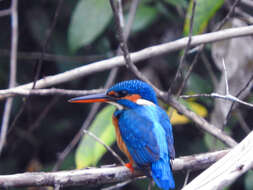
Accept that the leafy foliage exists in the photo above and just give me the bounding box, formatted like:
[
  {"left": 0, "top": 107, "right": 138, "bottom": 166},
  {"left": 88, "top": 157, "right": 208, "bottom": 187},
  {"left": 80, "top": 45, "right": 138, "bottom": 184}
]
[
  {"left": 68, "top": 0, "right": 112, "bottom": 52},
  {"left": 131, "top": 3, "right": 159, "bottom": 33},
  {"left": 75, "top": 105, "right": 116, "bottom": 169},
  {"left": 164, "top": 0, "right": 188, "bottom": 8},
  {"left": 245, "top": 171, "right": 253, "bottom": 190},
  {"left": 0, "top": 0, "right": 252, "bottom": 190},
  {"left": 184, "top": 0, "right": 224, "bottom": 35}
]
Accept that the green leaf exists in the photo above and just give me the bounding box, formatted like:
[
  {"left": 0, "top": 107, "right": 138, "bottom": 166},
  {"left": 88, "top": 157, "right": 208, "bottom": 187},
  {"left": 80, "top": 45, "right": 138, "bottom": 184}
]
[
  {"left": 75, "top": 105, "right": 116, "bottom": 169},
  {"left": 164, "top": 0, "right": 187, "bottom": 8},
  {"left": 184, "top": 0, "right": 224, "bottom": 35},
  {"left": 245, "top": 171, "right": 253, "bottom": 190},
  {"left": 131, "top": 4, "right": 159, "bottom": 33},
  {"left": 68, "top": 0, "right": 113, "bottom": 52}
]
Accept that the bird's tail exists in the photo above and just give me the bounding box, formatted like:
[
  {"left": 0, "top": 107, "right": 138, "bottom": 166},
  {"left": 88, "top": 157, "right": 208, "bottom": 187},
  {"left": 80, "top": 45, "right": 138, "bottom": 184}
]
[{"left": 151, "top": 159, "right": 175, "bottom": 190}]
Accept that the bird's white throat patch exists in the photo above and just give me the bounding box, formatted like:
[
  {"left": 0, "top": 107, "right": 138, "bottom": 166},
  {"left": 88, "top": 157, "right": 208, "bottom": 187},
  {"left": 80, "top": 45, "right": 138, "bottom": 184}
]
[
  {"left": 136, "top": 99, "right": 155, "bottom": 106},
  {"left": 109, "top": 101, "right": 123, "bottom": 110}
]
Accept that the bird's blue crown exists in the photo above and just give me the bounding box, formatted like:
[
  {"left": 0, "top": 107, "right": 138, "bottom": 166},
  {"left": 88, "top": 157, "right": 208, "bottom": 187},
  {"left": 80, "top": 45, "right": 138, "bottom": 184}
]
[{"left": 107, "top": 80, "right": 158, "bottom": 105}]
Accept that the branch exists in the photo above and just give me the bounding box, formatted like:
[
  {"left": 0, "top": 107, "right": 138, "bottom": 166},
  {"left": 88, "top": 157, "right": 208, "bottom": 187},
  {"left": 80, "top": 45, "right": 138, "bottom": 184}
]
[
  {"left": 83, "top": 129, "right": 125, "bottom": 166},
  {"left": 241, "top": 0, "right": 253, "bottom": 8},
  {"left": 1, "top": 25, "right": 253, "bottom": 100},
  {"left": 0, "top": 88, "right": 105, "bottom": 97},
  {"left": 0, "top": 9, "right": 11, "bottom": 17},
  {"left": 164, "top": 95, "right": 237, "bottom": 147},
  {"left": 180, "top": 93, "right": 253, "bottom": 108},
  {"left": 0, "top": 149, "right": 229, "bottom": 188},
  {"left": 0, "top": 0, "right": 18, "bottom": 154},
  {"left": 182, "top": 131, "right": 253, "bottom": 190}
]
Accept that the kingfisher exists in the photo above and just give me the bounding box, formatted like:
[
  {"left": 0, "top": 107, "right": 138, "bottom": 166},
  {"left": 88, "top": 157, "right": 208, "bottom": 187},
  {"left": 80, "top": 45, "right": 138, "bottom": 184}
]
[{"left": 69, "top": 80, "right": 175, "bottom": 190}]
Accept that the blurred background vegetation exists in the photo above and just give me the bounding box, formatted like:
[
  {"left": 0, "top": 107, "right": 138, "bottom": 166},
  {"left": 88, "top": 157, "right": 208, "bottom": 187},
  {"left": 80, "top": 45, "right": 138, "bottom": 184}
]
[{"left": 0, "top": 0, "right": 253, "bottom": 189}]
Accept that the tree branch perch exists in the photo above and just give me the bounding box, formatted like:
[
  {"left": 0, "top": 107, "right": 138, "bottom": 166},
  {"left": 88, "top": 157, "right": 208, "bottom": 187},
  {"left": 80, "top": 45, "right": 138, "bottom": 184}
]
[{"left": 0, "top": 149, "right": 229, "bottom": 188}]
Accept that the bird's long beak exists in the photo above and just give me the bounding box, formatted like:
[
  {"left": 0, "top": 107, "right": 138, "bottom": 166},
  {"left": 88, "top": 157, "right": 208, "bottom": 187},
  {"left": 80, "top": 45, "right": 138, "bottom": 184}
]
[{"left": 68, "top": 93, "right": 111, "bottom": 103}]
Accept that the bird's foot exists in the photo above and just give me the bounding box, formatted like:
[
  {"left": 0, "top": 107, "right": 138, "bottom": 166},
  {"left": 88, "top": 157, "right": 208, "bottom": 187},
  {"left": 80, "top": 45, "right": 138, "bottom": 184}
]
[{"left": 125, "top": 162, "right": 134, "bottom": 173}]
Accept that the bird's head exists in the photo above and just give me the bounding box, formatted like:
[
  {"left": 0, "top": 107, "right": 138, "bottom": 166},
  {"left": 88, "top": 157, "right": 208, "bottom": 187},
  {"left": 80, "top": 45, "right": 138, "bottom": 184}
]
[{"left": 69, "top": 80, "right": 158, "bottom": 109}]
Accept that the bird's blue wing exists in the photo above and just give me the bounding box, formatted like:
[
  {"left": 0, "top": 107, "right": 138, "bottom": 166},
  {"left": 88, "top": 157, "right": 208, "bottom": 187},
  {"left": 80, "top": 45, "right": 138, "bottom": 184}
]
[
  {"left": 156, "top": 107, "right": 175, "bottom": 159},
  {"left": 118, "top": 108, "right": 160, "bottom": 166}
]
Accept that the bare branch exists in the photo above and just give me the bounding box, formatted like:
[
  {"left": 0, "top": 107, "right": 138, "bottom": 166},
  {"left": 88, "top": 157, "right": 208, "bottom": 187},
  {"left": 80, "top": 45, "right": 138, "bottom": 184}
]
[
  {"left": 182, "top": 131, "right": 253, "bottom": 190},
  {"left": 225, "top": 73, "right": 253, "bottom": 123},
  {"left": 0, "top": 9, "right": 11, "bottom": 17},
  {"left": 241, "top": 0, "right": 253, "bottom": 7},
  {"left": 0, "top": 25, "right": 253, "bottom": 100},
  {"left": 0, "top": 149, "right": 229, "bottom": 188},
  {"left": 0, "top": 88, "right": 105, "bottom": 97},
  {"left": 165, "top": 95, "right": 237, "bottom": 147},
  {"left": 222, "top": 59, "right": 230, "bottom": 95},
  {"left": 0, "top": 0, "right": 18, "bottom": 154},
  {"left": 180, "top": 93, "right": 253, "bottom": 108}
]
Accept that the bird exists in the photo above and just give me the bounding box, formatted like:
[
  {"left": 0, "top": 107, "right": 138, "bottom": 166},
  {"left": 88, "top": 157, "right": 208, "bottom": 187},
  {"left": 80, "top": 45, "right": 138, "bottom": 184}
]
[{"left": 69, "top": 80, "right": 175, "bottom": 190}]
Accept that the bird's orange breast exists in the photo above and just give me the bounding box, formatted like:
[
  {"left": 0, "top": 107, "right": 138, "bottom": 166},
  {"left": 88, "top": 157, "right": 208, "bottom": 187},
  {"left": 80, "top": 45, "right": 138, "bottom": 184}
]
[{"left": 112, "top": 115, "right": 134, "bottom": 164}]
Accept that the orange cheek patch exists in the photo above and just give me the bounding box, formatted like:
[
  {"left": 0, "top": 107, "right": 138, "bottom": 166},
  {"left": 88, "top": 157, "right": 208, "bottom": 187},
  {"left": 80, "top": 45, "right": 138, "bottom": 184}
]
[{"left": 123, "top": 94, "right": 141, "bottom": 102}]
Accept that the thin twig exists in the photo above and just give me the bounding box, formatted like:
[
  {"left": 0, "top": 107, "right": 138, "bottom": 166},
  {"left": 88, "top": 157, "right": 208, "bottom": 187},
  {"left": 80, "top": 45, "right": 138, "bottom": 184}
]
[
  {"left": 215, "top": 0, "right": 242, "bottom": 31},
  {"left": 222, "top": 59, "right": 230, "bottom": 95},
  {"left": 166, "top": 95, "right": 237, "bottom": 147},
  {"left": 5, "top": 0, "right": 65, "bottom": 144},
  {"left": 235, "top": 110, "right": 251, "bottom": 134},
  {"left": 0, "top": 0, "right": 18, "bottom": 154},
  {"left": 52, "top": 103, "right": 101, "bottom": 171},
  {"left": 180, "top": 93, "right": 253, "bottom": 108},
  {"left": 169, "top": 0, "right": 197, "bottom": 95},
  {"left": 177, "top": 44, "right": 202, "bottom": 96},
  {"left": 83, "top": 129, "right": 125, "bottom": 166},
  {"left": 183, "top": 170, "right": 191, "bottom": 187},
  {"left": 225, "top": 73, "right": 253, "bottom": 124},
  {"left": 32, "top": 0, "right": 64, "bottom": 88},
  {"left": 0, "top": 9, "right": 11, "bottom": 17}
]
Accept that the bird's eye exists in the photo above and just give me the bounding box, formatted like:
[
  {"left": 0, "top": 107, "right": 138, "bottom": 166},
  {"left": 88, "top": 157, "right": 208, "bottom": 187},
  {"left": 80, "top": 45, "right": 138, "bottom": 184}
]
[{"left": 118, "top": 90, "right": 128, "bottom": 97}]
